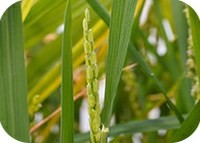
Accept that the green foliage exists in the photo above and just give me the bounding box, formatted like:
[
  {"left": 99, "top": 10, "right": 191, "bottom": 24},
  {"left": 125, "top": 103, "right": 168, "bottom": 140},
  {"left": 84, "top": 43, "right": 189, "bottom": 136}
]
[
  {"left": 61, "top": 0, "right": 74, "bottom": 143},
  {"left": 0, "top": 2, "right": 30, "bottom": 142},
  {"left": 102, "top": 0, "right": 138, "bottom": 127},
  {"left": 1, "top": 0, "right": 200, "bottom": 143},
  {"left": 173, "top": 101, "right": 200, "bottom": 142},
  {"left": 87, "top": 0, "right": 184, "bottom": 123},
  {"left": 75, "top": 115, "right": 184, "bottom": 143}
]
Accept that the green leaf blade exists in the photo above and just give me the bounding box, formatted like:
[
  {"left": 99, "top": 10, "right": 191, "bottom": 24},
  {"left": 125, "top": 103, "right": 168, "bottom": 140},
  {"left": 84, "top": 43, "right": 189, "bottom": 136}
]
[
  {"left": 61, "top": 0, "right": 74, "bottom": 143},
  {"left": 0, "top": 2, "right": 30, "bottom": 142},
  {"left": 102, "top": 0, "right": 138, "bottom": 127},
  {"left": 173, "top": 101, "right": 200, "bottom": 142},
  {"left": 87, "top": 0, "right": 183, "bottom": 123},
  {"left": 75, "top": 115, "right": 184, "bottom": 143}
]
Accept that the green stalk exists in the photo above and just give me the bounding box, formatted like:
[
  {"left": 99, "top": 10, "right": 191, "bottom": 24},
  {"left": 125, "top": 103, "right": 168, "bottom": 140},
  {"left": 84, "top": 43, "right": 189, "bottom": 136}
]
[
  {"left": 0, "top": 2, "right": 30, "bottom": 142},
  {"left": 61, "top": 0, "right": 74, "bottom": 143}
]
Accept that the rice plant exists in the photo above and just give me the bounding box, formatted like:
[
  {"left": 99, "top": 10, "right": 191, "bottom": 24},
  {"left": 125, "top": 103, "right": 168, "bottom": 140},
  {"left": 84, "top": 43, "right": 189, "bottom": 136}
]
[{"left": 0, "top": 0, "right": 200, "bottom": 143}]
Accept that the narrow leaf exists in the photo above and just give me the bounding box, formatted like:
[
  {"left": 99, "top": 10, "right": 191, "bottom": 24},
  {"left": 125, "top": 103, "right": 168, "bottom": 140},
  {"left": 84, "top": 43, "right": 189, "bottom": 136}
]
[
  {"left": 61, "top": 0, "right": 74, "bottom": 143},
  {"left": 0, "top": 2, "right": 30, "bottom": 142},
  {"left": 21, "top": 0, "right": 35, "bottom": 21},
  {"left": 128, "top": 44, "right": 184, "bottom": 123},
  {"left": 75, "top": 115, "right": 185, "bottom": 143},
  {"left": 87, "top": 0, "right": 184, "bottom": 123},
  {"left": 172, "top": 101, "right": 200, "bottom": 142},
  {"left": 102, "top": 0, "right": 138, "bottom": 127}
]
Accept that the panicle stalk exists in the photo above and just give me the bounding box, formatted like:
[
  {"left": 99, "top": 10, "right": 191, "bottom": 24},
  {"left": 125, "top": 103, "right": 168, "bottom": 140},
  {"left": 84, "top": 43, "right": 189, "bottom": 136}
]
[
  {"left": 83, "top": 8, "right": 108, "bottom": 143},
  {"left": 185, "top": 7, "right": 200, "bottom": 100}
]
